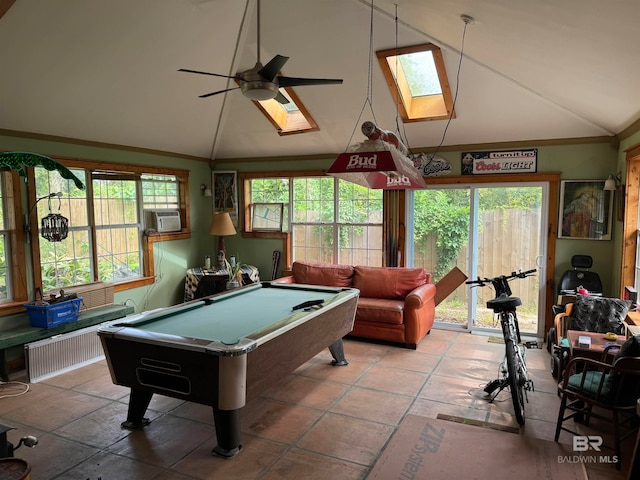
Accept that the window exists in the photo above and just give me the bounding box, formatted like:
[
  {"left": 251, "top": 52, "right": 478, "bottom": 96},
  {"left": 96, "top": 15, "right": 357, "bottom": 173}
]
[
  {"left": 377, "top": 43, "right": 455, "bottom": 122},
  {"left": 251, "top": 86, "right": 319, "bottom": 135},
  {"left": 93, "top": 172, "right": 141, "bottom": 283},
  {"left": 35, "top": 167, "right": 91, "bottom": 291},
  {"left": 142, "top": 174, "right": 179, "bottom": 209},
  {"left": 244, "top": 174, "right": 383, "bottom": 266},
  {"left": 0, "top": 177, "right": 10, "bottom": 302},
  {"left": 31, "top": 160, "right": 189, "bottom": 292}
]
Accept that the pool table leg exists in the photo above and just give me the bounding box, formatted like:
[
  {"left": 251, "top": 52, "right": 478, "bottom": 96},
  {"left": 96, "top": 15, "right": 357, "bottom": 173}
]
[
  {"left": 121, "top": 388, "right": 152, "bottom": 429},
  {"left": 329, "top": 339, "right": 348, "bottom": 366},
  {"left": 211, "top": 406, "right": 242, "bottom": 458}
]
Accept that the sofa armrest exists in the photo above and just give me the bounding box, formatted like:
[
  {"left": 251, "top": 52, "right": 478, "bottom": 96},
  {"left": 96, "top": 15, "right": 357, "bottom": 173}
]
[
  {"left": 403, "top": 283, "right": 437, "bottom": 347},
  {"left": 272, "top": 276, "right": 295, "bottom": 284},
  {"left": 405, "top": 283, "right": 437, "bottom": 309}
]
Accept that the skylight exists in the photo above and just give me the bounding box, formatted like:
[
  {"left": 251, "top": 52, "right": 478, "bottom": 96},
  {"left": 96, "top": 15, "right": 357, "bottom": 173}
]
[
  {"left": 377, "top": 43, "right": 455, "bottom": 122},
  {"left": 254, "top": 86, "right": 318, "bottom": 135}
]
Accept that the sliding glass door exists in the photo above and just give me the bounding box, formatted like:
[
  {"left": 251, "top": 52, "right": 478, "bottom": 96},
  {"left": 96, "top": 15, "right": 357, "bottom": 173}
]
[{"left": 407, "top": 182, "right": 547, "bottom": 336}]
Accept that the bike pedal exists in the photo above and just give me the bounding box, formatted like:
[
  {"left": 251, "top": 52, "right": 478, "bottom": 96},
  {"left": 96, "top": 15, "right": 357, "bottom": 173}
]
[{"left": 484, "top": 379, "right": 501, "bottom": 394}]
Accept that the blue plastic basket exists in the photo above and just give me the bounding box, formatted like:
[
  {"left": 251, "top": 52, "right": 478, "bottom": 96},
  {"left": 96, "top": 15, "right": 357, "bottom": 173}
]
[{"left": 24, "top": 297, "right": 83, "bottom": 329}]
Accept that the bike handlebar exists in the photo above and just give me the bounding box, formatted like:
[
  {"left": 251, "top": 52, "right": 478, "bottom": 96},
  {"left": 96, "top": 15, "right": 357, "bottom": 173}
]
[{"left": 465, "top": 268, "right": 537, "bottom": 287}]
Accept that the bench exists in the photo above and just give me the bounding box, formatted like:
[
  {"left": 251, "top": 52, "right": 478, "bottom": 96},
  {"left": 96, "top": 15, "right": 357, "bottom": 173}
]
[{"left": 0, "top": 304, "right": 134, "bottom": 381}]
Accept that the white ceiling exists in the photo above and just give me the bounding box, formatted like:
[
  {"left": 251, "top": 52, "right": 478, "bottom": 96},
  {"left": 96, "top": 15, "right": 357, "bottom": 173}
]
[{"left": 0, "top": 0, "right": 638, "bottom": 161}]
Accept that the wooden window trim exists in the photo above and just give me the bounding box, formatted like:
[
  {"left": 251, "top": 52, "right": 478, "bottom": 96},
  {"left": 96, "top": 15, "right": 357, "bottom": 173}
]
[
  {"left": 376, "top": 43, "right": 456, "bottom": 123},
  {"left": 240, "top": 170, "right": 328, "bottom": 271},
  {"left": 619, "top": 143, "right": 640, "bottom": 295},
  {"left": 0, "top": 170, "right": 28, "bottom": 315},
  {"left": 399, "top": 172, "right": 560, "bottom": 333},
  {"left": 28, "top": 158, "right": 191, "bottom": 295},
  {"left": 253, "top": 87, "right": 319, "bottom": 135}
]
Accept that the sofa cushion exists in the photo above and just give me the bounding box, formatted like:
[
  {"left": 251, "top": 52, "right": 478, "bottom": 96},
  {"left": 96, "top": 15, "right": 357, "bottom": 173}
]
[
  {"left": 291, "top": 261, "right": 354, "bottom": 288},
  {"left": 356, "top": 298, "right": 405, "bottom": 325},
  {"left": 353, "top": 266, "right": 427, "bottom": 300}
]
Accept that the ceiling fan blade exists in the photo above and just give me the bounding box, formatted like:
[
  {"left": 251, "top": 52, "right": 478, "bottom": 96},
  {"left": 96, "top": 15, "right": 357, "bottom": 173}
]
[
  {"left": 178, "top": 68, "right": 237, "bottom": 80},
  {"left": 258, "top": 55, "right": 289, "bottom": 81},
  {"left": 278, "top": 76, "right": 344, "bottom": 87},
  {"left": 198, "top": 86, "right": 241, "bottom": 98},
  {"left": 274, "top": 92, "right": 290, "bottom": 104}
]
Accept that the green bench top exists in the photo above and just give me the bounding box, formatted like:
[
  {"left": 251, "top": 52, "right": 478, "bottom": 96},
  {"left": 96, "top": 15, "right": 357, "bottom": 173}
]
[{"left": 0, "top": 304, "right": 135, "bottom": 349}]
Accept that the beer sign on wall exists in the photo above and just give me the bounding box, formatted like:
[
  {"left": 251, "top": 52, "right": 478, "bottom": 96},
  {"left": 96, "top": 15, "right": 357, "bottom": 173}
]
[{"left": 461, "top": 149, "right": 537, "bottom": 175}]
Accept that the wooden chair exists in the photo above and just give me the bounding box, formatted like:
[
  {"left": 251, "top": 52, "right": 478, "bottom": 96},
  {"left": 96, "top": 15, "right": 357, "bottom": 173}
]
[
  {"left": 550, "top": 303, "right": 574, "bottom": 378},
  {"left": 550, "top": 296, "right": 630, "bottom": 378},
  {"left": 554, "top": 338, "right": 640, "bottom": 470}
]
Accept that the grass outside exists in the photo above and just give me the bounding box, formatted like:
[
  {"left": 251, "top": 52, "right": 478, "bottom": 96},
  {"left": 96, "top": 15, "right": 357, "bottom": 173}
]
[{"left": 436, "top": 302, "right": 539, "bottom": 334}]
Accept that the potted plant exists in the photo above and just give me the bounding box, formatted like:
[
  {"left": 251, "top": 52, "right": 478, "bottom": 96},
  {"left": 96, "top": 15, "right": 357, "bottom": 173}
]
[{"left": 224, "top": 256, "right": 243, "bottom": 290}]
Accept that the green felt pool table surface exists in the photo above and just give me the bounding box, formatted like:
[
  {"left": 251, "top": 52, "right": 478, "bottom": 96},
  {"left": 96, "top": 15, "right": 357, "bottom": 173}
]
[{"left": 116, "top": 282, "right": 351, "bottom": 346}]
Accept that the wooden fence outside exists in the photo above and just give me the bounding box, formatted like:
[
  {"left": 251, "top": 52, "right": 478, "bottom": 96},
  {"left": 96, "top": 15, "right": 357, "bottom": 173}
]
[{"left": 414, "top": 208, "right": 541, "bottom": 305}]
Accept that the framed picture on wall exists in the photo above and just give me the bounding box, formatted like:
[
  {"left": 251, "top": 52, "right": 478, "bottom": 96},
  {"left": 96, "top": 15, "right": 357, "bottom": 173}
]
[
  {"left": 558, "top": 180, "right": 613, "bottom": 240},
  {"left": 212, "top": 170, "right": 238, "bottom": 227}
]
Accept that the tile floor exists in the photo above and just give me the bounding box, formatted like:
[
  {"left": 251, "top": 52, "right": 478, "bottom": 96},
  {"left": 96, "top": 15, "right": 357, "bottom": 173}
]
[{"left": 0, "top": 329, "right": 634, "bottom": 479}]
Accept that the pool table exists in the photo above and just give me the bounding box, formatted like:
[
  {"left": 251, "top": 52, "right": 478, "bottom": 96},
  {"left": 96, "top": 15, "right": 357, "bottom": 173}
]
[{"left": 98, "top": 281, "right": 359, "bottom": 457}]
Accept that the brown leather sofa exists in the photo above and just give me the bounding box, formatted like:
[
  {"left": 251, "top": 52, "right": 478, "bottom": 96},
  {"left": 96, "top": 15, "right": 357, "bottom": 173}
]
[{"left": 273, "top": 261, "right": 437, "bottom": 349}]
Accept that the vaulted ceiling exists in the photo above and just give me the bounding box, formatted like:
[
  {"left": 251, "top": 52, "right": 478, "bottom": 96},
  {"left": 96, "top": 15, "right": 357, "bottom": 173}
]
[{"left": 0, "top": 0, "right": 638, "bottom": 161}]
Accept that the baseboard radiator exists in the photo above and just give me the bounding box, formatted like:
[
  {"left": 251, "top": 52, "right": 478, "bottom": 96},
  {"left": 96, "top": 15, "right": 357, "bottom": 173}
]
[{"left": 25, "top": 324, "right": 106, "bottom": 383}]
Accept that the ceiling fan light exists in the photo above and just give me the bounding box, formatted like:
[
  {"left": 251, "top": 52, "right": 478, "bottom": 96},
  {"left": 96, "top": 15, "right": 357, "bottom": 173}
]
[{"left": 241, "top": 81, "right": 279, "bottom": 101}]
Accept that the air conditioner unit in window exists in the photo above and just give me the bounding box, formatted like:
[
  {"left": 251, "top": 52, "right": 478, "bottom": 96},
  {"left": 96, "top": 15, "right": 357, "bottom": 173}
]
[{"left": 144, "top": 209, "right": 181, "bottom": 233}]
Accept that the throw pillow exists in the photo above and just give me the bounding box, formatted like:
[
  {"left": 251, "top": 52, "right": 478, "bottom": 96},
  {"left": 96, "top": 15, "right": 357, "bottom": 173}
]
[{"left": 571, "top": 295, "right": 631, "bottom": 335}]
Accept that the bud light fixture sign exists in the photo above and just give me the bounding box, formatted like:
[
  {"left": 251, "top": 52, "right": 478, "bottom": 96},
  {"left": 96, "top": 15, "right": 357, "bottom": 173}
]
[
  {"left": 461, "top": 149, "right": 537, "bottom": 175},
  {"left": 328, "top": 150, "right": 428, "bottom": 189}
]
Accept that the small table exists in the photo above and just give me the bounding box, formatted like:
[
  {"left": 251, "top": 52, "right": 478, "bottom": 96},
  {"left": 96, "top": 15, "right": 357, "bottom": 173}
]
[
  {"left": 567, "top": 330, "right": 624, "bottom": 362},
  {"left": 98, "top": 282, "right": 359, "bottom": 457}
]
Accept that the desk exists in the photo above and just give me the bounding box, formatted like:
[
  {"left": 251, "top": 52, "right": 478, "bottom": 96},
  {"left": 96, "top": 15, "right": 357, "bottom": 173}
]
[
  {"left": 98, "top": 282, "right": 358, "bottom": 457},
  {"left": 184, "top": 266, "right": 260, "bottom": 302}
]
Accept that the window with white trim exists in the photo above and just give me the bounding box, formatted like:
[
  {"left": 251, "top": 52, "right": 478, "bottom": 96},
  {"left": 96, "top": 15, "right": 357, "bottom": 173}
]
[
  {"left": 246, "top": 175, "right": 383, "bottom": 265},
  {"left": 34, "top": 164, "right": 185, "bottom": 291}
]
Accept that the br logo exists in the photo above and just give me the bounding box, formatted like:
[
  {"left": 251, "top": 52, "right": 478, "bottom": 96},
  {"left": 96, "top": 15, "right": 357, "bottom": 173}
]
[{"left": 573, "top": 435, "right": 603, "bottom": 452}]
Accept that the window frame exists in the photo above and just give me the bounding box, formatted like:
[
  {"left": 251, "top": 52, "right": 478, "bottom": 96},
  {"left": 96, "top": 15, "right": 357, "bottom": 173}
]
[
  {"left": 240, "top": 171, "right": 385, "bottom": 269},
  {"left": 252, "top": 86, "right": 319, "bottom": 135},
  {"left": 0, "top": 169, "right": 28, "bottom": 314},
  {"left": 27, "top": 158, "right": 190, "bottom": 294},
  {"left": 620, "top": 143, "right": 640, "bottom": 296},
  {"left": 376, "top": 43, "right": 456, "bottom": 123}
]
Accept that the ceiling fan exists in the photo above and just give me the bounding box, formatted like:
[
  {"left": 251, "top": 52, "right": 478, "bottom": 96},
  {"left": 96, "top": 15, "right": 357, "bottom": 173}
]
[{"left": 179, "top": 0, "right": 343, "bottom": 104}]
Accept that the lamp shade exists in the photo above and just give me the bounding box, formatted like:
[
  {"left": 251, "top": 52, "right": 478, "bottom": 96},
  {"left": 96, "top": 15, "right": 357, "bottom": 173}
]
[
  {"left": 209, "top": 212, "right": 236, "bottom": 236},
  {"left": 603, "top": 175, "right": 616, "bottom": 191}
]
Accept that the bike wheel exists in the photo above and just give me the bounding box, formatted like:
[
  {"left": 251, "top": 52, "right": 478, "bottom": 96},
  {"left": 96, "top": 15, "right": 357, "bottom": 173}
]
[{"left": 505, "top": 328, "right": 525, "bottom": 425}]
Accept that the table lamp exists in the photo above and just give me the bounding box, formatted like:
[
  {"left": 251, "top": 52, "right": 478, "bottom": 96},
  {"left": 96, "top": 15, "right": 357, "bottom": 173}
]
[{"left": 209, "top": 212, "right": 236, "bottom": 268}]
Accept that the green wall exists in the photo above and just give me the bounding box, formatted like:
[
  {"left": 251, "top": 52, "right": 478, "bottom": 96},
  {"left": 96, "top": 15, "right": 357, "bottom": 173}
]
[
  {"left": 2, "top": 132, "right": 636, "bottom": 314},
  {"left": 217, "top": 141, "right": 623, "bottom": 296},
  {"left": 0, "top": 134, "right": 213, "bottom": 312}
]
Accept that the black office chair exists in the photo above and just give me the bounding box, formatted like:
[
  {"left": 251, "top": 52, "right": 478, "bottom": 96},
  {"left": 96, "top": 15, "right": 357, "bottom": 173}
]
[
  {"left": 548, "top": 254, "right": 604, "bottom": 357},
  {"left": 557, "top": 254, "right": 603, "bottom": 295}
]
